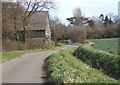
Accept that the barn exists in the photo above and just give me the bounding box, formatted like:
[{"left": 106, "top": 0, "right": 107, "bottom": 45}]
[{"left": 17, "top": 11, "right": 51, "bottom": 49}]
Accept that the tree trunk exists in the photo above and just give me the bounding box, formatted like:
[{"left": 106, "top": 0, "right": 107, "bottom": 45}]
[
  {"left": 14, "top": 18, "right": 20, "bottom": 41},
  {"left": 23, "top": 25, "right": 26, "bottom": 44},
  {"left": 15, "top": 32, "right": 20, "bottom": 41}
]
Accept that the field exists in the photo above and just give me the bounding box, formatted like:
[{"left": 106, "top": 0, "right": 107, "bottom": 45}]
[
  {"left": 46, "top": 48, "right": 118, "bottom": 83},
  {"left": 88, "top": 38, "right": 119, "bottom": 55}
]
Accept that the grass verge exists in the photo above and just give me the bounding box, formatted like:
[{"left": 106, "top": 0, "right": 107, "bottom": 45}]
[
  {"left": 1, "top": 46, "right": 64, "bottom": 63},
  {"left": 46, "top": 47, "right": 118, "bottom": 83}
]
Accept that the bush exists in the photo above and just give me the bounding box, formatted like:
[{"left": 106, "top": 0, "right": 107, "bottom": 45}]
[
  {"left": 74, "top": 43, "right": 120, "bottom": 79},
  {"left": 66, "top": 26, "right": 87, "bottom": 43},
  {"left": 59, "top": 40, "right": 69, "bottom": 45},
  {"left": 2, "top": 39, "right": 27, "bottom": 51},
  {"left": 2, "top": 39, "right": 55, "bottom": 51},
  {"left": 46, "top": 48, "right": 118, "bottom": 83},
  {"left": 46, "top": 40, "right": 55, "bottom": 49},
  {"left": 58, "top": 40, "right": 72, "bottom": 45}
]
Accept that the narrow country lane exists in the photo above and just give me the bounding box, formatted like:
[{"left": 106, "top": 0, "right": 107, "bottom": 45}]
[{"left": 2, "top": 45, "right": 76, "bottom": 83}]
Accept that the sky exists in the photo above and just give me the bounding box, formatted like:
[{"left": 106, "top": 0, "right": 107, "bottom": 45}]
[{"left": 50, "top": 0, "right": 119, "bottom": 25}]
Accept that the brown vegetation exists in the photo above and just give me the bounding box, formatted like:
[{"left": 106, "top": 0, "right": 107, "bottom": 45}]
[
  {"left": 86, "top": 23, "right": 118, "bottom": 39},
  {"left": 66, "top": 27, "right": 87, "bottom": 43}
]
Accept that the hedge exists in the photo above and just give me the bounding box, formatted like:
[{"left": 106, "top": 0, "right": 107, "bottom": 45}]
[
  {"left": 46, "top": 48, "right": 118, "bottom": 83},
  {"left": 74, "top": 43, "right": 120, "bottom": 79}
]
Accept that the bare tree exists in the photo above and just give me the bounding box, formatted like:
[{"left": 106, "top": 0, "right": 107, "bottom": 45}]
[
  {"left": 13, "top": 2, "right": 24, "bottom": 41},
  {"left": 2, "top": 2, "right": 24, "bottom": 40},
  {"left": 67, "top": 8, "right": 85, "bottom": 26},
  {"left": 22, "top": 0, "right": 55, "bottom": 43},
  {"left": 73, "top": 8, "right": 82, "bottom": 18},
  {"left": 107, "top": 13, "right": 119, "bottom": 23},
  {"left": 73, "top": 8, "right": 84, "bottom": 26},
  {"left": 49, "top": 16, "right": 61, "bottom": 30},
  {"left": 49, "top": 16, "right": 66, "bottom": 42}
]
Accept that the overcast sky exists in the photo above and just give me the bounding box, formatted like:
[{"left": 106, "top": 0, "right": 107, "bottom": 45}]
[{"left": 50, "top": 0, "right": 119, "bottom": 25}]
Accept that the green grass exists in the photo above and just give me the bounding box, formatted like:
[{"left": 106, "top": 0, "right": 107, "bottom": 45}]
[
  {"left": 46, "top": 48, "right": 118, "bottom": 83},
  {"left": 88, "top": 38, "right": 119, "bottom": 55},
  {"left": 1, "top": 46, "right": 64, "bottom": 63}
]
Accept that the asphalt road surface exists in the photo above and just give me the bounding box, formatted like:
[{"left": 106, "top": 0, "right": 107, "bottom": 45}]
[{"left": 2, "top": 45, "right": 76, "bottom": 83}]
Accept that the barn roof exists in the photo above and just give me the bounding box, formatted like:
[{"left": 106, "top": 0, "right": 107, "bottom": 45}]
[
  {"left": 26, "top": 11, "right": 49, "bottom": 30},
  {"left": 17, "top": 11, "right": 50, "bottom": 31}
]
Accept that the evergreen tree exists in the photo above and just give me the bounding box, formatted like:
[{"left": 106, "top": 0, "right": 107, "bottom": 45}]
[
  {"left": 104, "top": 16, "right": 109, "bottom": 27},
  {"left": 99, "top": 14, "right": 104, "bottom": 23},
  {"left": 109, "top": 18, "right": 113, "bottom": 24},
  {"left": 87, "top": 19, "right": 95, "bottom": 27}
]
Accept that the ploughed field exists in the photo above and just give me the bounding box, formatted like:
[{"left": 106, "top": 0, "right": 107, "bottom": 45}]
[{"left": 88, "top": 38, "right": 119, "bottom": 55}]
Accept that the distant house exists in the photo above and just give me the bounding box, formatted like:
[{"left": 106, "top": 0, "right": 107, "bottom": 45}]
[{"left": 17, "top": 11, "right": 51, "bottom": 48}]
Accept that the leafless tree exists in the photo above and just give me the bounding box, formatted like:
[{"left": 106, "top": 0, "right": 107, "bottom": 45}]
[
  {"left": 49, "top": 16, "right": 61, "bottom": 30},
  {"left": 2, "top": 2, "right": 24, "bottom": 40},
  {"left": 73, "top": 8, "right": 82, "bottom": 18},
  {"left": 107, "top": 13, "right": 119, "bottom": 23},
  {"left": 73, "top": 8, "right": 84, "bottom": 26},
  {"left": 49, "top": 16, "right": 66, "bottom": 42}
]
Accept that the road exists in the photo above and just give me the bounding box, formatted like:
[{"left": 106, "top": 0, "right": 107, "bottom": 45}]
[{"left": 2, "top": 45, "right": 76, "bottom": 83}]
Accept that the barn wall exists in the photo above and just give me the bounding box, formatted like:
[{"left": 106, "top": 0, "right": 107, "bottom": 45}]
[
  {"left": 26, "top": 30, "right": 46, "bottom": 38},
  {"left": 26, "top": 38, "right": 47, "bottom": 49}
]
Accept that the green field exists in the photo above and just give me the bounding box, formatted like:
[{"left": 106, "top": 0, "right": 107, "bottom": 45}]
[{"left": 88, "top": 38, "right": 119, "bottom": 55}]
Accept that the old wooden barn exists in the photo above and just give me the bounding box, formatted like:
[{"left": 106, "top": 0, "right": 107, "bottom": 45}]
[{"left": 17, "top": 11, "right": 51, "bottom": 49}]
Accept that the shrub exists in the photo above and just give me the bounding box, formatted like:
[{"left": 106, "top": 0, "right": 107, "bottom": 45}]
[
  {"left": 46, "top": 40, "right": 55, "bottom": 49},
  {"left": 74, "top": 43, "right": 120, "bottom": 79},
  {"left": 2, "top": 39, "right": 55, "bottom": 51},
  {"left": 58, "top": 40, "right": 72, "bottom": 45},
  {"left": 2, "top": 39, "right": 27, "bottom": 51},
  {"left": 59, "top": 40, "right": 69, "bottom": 45},
  {"left": 66, "top": 26, "right": 87, "bottom": 43}
]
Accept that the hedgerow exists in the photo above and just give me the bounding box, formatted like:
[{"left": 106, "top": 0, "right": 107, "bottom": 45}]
[
  {"left": 46, "top": 48, "right": 118, "bottom": 83},
  {"left": 74, "top": 43, "right": 120, "bottom": 79}
]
